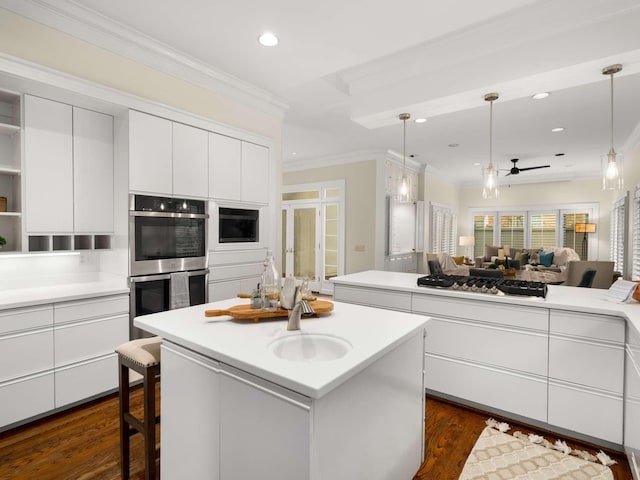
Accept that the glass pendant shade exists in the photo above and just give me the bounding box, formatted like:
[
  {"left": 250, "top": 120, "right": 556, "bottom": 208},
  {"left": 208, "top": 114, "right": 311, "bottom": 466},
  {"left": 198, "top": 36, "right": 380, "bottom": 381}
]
[
  {"left": 602, "top": 149, "right": 623, "bottom": 190},
  {"left": 601, "top": 64, "right": 623, "bottom": 190},
  {"left": 399, "top": 173, "right": 409, "bottom": 203}
]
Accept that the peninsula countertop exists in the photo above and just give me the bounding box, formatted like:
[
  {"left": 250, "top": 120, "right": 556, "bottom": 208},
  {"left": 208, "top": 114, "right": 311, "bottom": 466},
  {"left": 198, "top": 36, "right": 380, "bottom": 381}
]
[
  {"left": 331, "top": 270, "right": 640, "bottom": 335},
  {"left": 134, "top": 298, "right": 428, "bottom": 398}
]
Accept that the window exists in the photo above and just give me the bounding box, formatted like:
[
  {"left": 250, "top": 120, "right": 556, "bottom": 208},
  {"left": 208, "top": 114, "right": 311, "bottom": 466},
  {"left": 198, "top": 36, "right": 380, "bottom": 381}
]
[
  {"left": 470, "top": 204, "right": 598, "bottom": 258},
  {"left": 499, "top": 214, "right": 525, "bottom": 250},
  {"left": 473, "top": 214, "right": 494, "bottom": 258},
  {"left": 430, "top": 203, "right": 457, "bottom": 255},
  {"left": 610, "top": 194, "right": 628, "bottom": 275},
  {"left": 530, "top": 213, "right": 557, "bottom": 249}
]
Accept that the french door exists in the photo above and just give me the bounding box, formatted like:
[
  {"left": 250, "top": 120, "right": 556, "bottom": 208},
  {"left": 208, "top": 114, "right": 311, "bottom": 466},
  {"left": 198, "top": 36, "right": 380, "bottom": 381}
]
[{"left": 282, "top": 204, "right": 321, "bottom": 292}]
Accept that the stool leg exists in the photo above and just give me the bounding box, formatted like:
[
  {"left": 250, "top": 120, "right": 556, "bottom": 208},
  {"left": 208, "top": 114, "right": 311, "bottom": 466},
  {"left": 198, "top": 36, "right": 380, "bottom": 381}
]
[
  {"left": 144, "top": 365, "right": 158, "bottom": 480},
  {"left": 119, "top": 360, "right": 131, "bottom": 480}
]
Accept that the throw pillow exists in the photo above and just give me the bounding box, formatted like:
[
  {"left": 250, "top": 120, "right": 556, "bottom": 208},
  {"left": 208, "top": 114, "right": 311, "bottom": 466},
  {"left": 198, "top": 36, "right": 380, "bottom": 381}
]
[
  {"left": 484, "top": 245, "right": 501, "bottom": 260},
  {"left": 515, "top": 251, "right": 529, "bottom": 265},
  {"left": 452, "top": 255, "right": 465, "bottom": 265},
  {"left": 539, "top": 251, "right": 554, "bottom": 267},
  {"left": 428, "top": 260, "right": 443, "bottom": 274}
]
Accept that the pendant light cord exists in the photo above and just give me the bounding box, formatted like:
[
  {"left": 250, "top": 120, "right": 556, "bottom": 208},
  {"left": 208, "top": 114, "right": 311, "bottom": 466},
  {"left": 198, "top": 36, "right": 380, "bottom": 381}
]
[
  {"left": 403, "top": 116, "right": 406, "bottom": 171},
  {"left": 489, "top": 99, "right": 493, "bottom": 168},
  {"left": 610, "top": 72, "right": 615, "bottom": 153}
]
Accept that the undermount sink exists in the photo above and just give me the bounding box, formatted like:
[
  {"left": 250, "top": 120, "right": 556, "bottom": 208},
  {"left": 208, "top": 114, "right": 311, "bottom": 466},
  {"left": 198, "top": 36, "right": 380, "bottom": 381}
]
[{"left": 268, "top": 333, "right": 352, "bottom": 362}]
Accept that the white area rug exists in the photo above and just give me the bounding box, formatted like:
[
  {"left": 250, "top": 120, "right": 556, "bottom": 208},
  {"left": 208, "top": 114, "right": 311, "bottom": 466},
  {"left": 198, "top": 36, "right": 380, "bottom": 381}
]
[{"left": 460, "top": 426, "right": 614, "bottom": 480}]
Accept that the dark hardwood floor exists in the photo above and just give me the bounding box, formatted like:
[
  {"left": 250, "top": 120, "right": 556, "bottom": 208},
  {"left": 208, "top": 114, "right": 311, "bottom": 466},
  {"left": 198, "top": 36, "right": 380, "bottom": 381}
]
[{"left": 0, "top": 391, "right": 632, "bottom": 479}]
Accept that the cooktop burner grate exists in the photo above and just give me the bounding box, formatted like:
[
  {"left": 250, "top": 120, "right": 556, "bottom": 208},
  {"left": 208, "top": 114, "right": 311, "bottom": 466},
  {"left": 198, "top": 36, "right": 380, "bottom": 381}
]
[{"left": 416, "top": 273, "right": 547, "bottom": 298}]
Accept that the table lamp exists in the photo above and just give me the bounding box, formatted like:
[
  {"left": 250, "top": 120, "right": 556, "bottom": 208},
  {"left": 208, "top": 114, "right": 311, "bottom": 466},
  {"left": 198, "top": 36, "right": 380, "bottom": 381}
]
[{"left": 459, "top": 236, "right": 475, "bottom": 263}]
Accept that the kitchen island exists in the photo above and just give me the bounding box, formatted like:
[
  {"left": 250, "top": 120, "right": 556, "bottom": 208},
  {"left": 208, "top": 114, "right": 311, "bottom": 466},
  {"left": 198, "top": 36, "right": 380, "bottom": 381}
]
[
  {"left": 134, "top": 298, "right": 428, "bottom": 480},
  {"left": 331, "top": 270, "right": 640, "bottom": 478}
]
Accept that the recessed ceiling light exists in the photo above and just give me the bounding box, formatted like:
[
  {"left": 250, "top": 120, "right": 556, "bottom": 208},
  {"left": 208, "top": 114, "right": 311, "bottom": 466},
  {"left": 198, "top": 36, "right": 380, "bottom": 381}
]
[
  {"left": 532, "top": 92, "right": 550, "bottom": 100},
  {"left": 258, "top": 32, "right": 279, "bottom": 47},
  {"left": 551, "top": 127, "right": 564, "bottom": 133},
  {"left": 291, "top": 152, "right": 297, "bottom": 156},
  {"left": 415, "top": 118, "right": 427, "bottom": 124},
  {"left": 473, "top": 162, "right": 481, "bottom": 166},
  {"left": 448, "top": 143, "right": 459, "bottom": 148}
]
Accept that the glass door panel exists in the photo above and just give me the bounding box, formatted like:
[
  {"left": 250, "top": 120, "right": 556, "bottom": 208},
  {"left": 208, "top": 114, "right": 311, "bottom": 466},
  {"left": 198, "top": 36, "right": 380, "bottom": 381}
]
[
  {"left": 324, "top": 204, "right": 338, "bottom": 282},
  {"left": 294, "top": 207, "right": 318, "bottom": 282}
]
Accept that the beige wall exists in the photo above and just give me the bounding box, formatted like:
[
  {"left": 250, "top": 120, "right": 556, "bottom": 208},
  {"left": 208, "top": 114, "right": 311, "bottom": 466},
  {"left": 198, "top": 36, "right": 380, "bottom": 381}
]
[{"left": 284, "top": 160, "right": 377, "bottom": 274}]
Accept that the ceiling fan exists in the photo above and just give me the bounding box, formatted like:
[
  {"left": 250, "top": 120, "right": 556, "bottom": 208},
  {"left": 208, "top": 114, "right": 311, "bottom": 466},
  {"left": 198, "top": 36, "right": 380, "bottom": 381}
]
[{"left": 504, "top": 158, "right": 550, "bottom": 176}]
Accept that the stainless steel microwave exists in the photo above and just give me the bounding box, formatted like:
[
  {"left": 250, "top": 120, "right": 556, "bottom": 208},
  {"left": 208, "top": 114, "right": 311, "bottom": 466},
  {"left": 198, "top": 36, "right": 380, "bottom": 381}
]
[{"left": 129, "top": 194, "right": 209, "bottom": 276}]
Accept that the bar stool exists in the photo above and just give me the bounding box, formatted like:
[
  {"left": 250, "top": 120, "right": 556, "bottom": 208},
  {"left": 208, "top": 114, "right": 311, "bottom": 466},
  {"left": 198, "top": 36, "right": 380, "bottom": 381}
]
[{"left": 116, "top": 337, "right": 162, "bottom": 480}]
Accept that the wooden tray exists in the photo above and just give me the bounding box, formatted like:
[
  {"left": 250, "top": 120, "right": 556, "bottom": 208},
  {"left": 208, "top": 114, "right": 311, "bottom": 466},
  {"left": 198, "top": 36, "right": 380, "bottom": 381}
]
[{"left": 204, "top": 300, "right": 334, "bottom": 322}]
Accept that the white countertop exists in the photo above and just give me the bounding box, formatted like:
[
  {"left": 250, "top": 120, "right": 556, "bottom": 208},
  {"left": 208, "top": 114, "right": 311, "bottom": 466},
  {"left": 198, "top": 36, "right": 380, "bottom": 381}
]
[
  {"left": 0, "top": 272, "right": 129, "bottom": 309},
  {"left": 331, "top": 270, "right": 640, "bottom": 335},
  {"left": 134, "top": 298, "right": 428, "bottom": 398}
]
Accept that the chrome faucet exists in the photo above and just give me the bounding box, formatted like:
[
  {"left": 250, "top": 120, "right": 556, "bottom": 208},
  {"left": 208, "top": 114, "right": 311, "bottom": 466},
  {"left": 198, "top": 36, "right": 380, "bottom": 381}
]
[{"left": 286, "top": 287, "right": 302, "bottom": 331}]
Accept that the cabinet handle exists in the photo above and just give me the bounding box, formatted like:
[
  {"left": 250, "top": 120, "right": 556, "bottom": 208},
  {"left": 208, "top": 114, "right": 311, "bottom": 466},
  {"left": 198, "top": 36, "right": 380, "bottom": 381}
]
[{"left": 220, "top": 368, "right": 311, "bottom": 411}]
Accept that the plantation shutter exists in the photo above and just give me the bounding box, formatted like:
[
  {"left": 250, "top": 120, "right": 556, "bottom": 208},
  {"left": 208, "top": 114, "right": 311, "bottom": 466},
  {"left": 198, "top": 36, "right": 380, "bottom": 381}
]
[
  {"left": 499, "top": 214, "right": 525, "bottom": 250},
  {"left": 430, "top": 204, "right": 457, "bottom": 255},
  {"left": 473, "top": 214, "right": 495, "bottom": 258},
  {"left": 610, "top": 194, "right": 628, "bottom": 275},
  {"left": 633, "top": 189, "right": 640, "bottom": 279},
  {"left": 530, "top": 213, "right": 557, "bottom": 249}
]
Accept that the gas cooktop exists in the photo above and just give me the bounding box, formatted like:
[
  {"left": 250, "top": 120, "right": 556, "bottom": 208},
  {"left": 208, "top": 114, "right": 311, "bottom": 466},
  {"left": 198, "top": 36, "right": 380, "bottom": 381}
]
[{"left": 417, "top": 273, "right": 548, "bottom": 299}]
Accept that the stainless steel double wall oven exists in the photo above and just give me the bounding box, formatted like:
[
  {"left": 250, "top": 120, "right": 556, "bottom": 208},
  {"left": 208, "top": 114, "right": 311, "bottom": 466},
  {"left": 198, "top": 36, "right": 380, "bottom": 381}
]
[{"left": 129, "top": 194, "right": 209, "bottom": 338}]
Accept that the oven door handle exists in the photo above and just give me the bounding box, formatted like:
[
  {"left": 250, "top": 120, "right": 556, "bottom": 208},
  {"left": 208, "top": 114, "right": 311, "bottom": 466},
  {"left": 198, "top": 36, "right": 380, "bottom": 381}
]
[
  {"left": 129, "top": 269, "right": 209, "bottom": 284},
  {"left": 130, "top": 211, "right": 209, "bottom": 219}
]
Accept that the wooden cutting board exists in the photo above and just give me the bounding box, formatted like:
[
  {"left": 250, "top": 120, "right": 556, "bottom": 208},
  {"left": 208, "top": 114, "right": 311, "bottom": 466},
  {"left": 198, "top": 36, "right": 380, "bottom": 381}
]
[{"left": 204, "top": 300, "right": 334, "bottom": 323}]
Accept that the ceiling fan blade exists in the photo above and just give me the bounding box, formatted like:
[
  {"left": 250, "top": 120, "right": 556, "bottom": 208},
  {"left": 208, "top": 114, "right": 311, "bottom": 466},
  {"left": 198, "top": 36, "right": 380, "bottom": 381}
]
[{"left": 518, "top": 165, "right": 550, "bottom": 172}]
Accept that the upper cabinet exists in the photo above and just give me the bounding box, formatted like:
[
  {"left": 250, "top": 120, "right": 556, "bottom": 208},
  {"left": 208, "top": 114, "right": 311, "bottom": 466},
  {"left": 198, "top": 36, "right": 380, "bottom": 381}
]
[
  {"left": 24, "top": 95, "right": 74, "bottom": 234},
  {"left": 173, "top": 122, "right": 208, "bottom": 198},
  {"left": 209, "top": 133, "right": 269, "bottom": 204},
  {"left": 0, "top": 89, "right": 21, "bottom": 252},
  {"left": 129, "top": 110, "right": 208, "bottom": 198},
  {"left": 128, "top": 110, "right": 173, "bottom": 195},
  {"left": 23, "top": 95, "right": 114, "bottom": 251},
  {"left": 73, "top": 107, "right": 114, "bottom": 234}
]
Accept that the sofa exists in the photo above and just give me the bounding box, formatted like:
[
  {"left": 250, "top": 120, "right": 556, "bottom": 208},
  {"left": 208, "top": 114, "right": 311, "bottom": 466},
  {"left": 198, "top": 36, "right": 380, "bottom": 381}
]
[
  {"left": 426, "top": 252, "right": 470, "bottom": 275},
  {"left": 475, "top": 246, "right": 580, "bottom": 273}
]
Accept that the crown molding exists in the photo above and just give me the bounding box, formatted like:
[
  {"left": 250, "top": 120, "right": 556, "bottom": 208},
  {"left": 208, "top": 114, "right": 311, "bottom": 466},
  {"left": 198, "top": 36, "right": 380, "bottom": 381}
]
[
  {"left": 283, "top": 149, "right": 426, "bottom": 174},
  {"left": 1, "top": 0, "right": 289, "bottom": 116}
]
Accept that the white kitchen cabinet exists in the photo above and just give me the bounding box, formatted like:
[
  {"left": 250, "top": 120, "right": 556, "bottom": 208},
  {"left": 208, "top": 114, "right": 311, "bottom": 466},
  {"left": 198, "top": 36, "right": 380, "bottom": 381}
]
[
  {"left": 208, "top": 133, "right": 268, "bottom": 204},
  {"left": 172, "top": 122, "right": 208, "bottom": 198},
  {"left": 53, "top": 294, "right": 129, "bottom": 408},
  {"left": 208, "top": 133, "right": 241, "bottom": 201},
  {"left": 333, "top": 284, "right": 412, "bottom": 311},
  {"left": 160, "top": 343, "right": 220, "bottom": 479},
  {"left": 0, "top": 304, "right": 54, "bottom": 429},
  {"left": 625, "top": 326, "right": 640, "bottom": 480},
  {"left": 128, "top": 110, "right": 173, "bottom": 195},
  {"left": 73, "top": 106, "right": 114, "bottom": 233},
  {"left": 24, "top": 95, "right": 73, "bottom": 233},
  {"left": 241, "top": 141, "right": 269, "bottom": 204},
  {"left": 220, "top": 364, "right": 311, "bottom": 479},
  {"left": 547, "top": 310, "right": 624, "bottom": 444}
]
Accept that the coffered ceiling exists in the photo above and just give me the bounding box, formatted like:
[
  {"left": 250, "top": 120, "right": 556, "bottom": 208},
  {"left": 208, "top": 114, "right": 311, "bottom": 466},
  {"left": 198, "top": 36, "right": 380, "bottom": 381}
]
[{"left": 6, "top": 0, "right": 640, "bottom": 186}]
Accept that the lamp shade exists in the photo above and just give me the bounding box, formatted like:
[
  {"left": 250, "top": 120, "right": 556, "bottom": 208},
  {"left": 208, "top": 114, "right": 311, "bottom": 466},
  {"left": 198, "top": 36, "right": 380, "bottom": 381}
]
[
  {"left": 575, "top": 223, "right": 597, "bottom": 233},
  {"left": 459, "top": 236, "right": 475, "bottom": 247}
]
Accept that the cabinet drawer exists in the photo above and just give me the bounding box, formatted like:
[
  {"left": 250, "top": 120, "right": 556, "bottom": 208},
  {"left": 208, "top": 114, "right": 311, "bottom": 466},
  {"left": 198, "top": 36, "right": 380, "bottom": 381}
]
[
  {"left": 549, "top": 336, "right": 623, "bottom": 394},
  {"left": 0, "top": 371, "right": 54, "bottom": 429},
  {"left": 0, "top": 305, "right": 53, "bottom": 335},
  {"left": 210, "top": 263, "right": 263, "bottom": 281},
  {"left": 0, "top": 328, "right": 53, "bottom": 382},
  {"left": 55, "top": 354, "right": 118, "bottom": 408},
  {"left": 548, "top": 380, "right": 622, "bottom": 444},
  {"left": 426, "top": 318, "right": 547, "bottom": 376},
  {"left": 550, "top": 310, "right": 625, "bottom": 343},
  {"left": 425, "top": 353, "right": 547, "bottom": 422},
  {"left": 54, "top": 314, "right": 129, "bottom": 367},
  {"left": 54, "top": 295, "right": 128, "bottom": 324},
  {"left": 413, "top": 295, "right": 547, "bottom": 332},
  {"left": 333, "top": 285, "right": 411, "bottom": 311}
]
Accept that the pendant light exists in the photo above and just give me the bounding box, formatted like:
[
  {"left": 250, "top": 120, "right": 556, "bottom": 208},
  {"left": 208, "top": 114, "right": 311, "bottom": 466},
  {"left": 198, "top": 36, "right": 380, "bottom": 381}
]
[
  {"left": 398, "top": 113, "right": 411, "bottom": 203},
  {"left": 482, "top": 93, "right": 499, "bottom": 199},
  {"left": 602, "top": 64, "right": 623, "bottom": 190}
]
